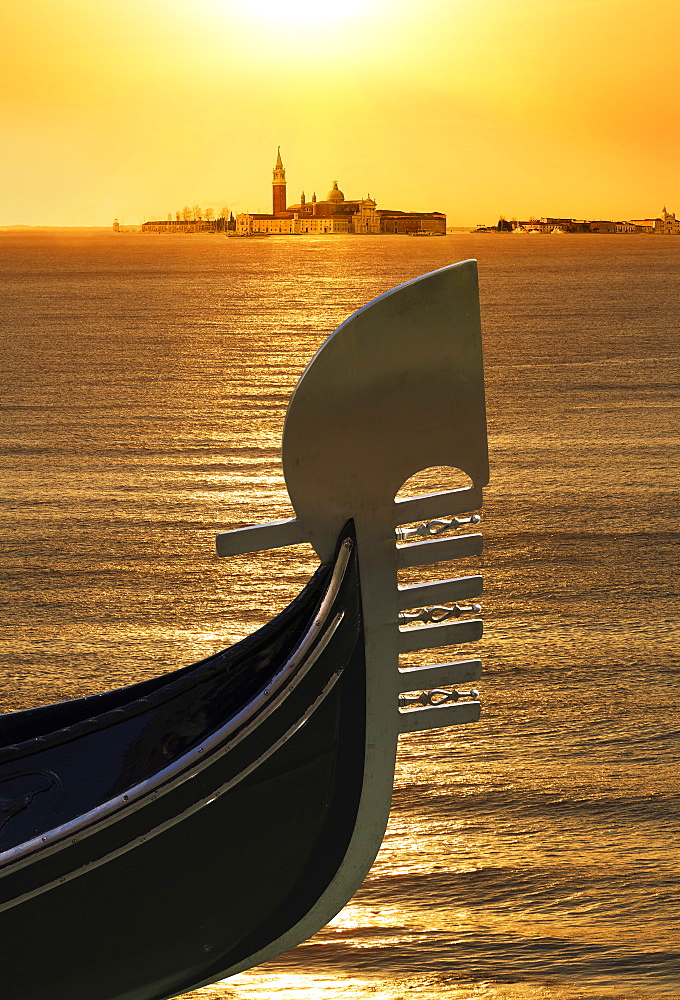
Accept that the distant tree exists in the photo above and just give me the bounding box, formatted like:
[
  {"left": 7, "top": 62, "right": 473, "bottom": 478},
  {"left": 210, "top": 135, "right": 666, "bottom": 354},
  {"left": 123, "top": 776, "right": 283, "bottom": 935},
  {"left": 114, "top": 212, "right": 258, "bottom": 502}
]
[
  {"left": 193, "top": 205, "right": 202, "bottom": 221},
  {"left": 167, "top": 214, "right": 172, "bottom": 222},
  {"left": 219, "top": 206, "right": 229, "bottom": 220},
  {"left": 176, "top": 211, "right": 181, "bottom": 222},
  {"left": 205, "top": 208, "right": 214, "bottom": 221},
  {"left": 181, "top": 206, "right": 191, "bottom": 221}
]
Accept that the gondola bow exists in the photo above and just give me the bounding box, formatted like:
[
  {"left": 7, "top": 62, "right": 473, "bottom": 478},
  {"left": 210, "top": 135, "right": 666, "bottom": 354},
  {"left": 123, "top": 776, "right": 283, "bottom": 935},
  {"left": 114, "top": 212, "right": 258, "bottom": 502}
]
[{"left": 0, "top": 260, "right": 489, "bottom": 1000}]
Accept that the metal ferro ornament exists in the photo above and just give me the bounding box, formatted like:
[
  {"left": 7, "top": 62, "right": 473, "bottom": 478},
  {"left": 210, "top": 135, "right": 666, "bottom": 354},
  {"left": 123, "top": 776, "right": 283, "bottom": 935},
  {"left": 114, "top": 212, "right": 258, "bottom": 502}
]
[
  {"left": 215, "top": 259, "right": 490, "bottom": 975},
  {"left": 0, "top": 260, "right": 489, "bottom": 1000}
]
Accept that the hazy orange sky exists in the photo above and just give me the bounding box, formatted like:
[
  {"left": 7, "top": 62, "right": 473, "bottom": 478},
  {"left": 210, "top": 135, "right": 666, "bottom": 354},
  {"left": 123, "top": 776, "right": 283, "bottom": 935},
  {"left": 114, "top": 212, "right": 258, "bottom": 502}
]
[{"left": 2, "top": 0, "right": 678, "bottom": 226}]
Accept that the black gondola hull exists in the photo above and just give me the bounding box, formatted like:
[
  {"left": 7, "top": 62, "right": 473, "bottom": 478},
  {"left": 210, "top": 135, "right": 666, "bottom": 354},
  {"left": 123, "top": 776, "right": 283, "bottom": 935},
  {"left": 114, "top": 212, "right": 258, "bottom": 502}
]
[{"left": 0, "top": 530, "right": 366, "bottom": 1000}]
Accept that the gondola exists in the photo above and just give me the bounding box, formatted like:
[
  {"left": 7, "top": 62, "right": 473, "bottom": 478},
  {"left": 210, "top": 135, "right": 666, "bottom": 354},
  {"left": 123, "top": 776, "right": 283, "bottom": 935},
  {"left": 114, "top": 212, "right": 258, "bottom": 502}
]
[{"left": 0, "top": 259, "right": 490, "bottom": 1000}]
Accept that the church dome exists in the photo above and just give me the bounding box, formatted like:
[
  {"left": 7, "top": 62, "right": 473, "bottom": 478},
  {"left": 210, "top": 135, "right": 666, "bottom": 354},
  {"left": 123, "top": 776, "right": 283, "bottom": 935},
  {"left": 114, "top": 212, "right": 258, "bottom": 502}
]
[{"left": 327, "top": 181, "right": 344, "bottom": 203}]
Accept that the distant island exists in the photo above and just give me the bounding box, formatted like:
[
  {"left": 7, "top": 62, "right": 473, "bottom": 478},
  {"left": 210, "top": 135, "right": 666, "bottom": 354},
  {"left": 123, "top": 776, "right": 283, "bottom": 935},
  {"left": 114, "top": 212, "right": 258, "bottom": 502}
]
[
  {"left": 476, "top": 208, "right": 679, "bottom": 235},
  {"left": 133, "top": 150, "right": 446, "bottom": 237}
]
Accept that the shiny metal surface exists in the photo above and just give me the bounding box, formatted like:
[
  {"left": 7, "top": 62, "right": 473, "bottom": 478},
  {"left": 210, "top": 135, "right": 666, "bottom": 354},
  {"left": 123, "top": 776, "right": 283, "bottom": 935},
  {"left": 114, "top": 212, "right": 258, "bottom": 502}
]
[
  {"left": 398, "top": 603, "right": 482, "bottom": 626},
  {"left": 398, "top": 688, "right": 480, "bottom": 708},
  {"left": 395, "top": 513, "right": 481, "bottom": 542}
]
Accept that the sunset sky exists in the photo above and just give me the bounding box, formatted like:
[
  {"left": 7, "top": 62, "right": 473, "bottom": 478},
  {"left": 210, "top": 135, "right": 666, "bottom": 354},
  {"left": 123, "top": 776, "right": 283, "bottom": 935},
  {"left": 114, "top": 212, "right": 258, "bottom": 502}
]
[{"left": 2, "top": 0, "right": 678, "bottom": 226}]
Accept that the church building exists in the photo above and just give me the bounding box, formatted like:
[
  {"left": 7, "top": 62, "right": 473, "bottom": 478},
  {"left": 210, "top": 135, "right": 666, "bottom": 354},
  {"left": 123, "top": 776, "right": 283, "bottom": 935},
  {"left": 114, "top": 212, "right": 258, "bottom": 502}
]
[{"left": 235, "top": 150, "right": 445, "bottom": 236}]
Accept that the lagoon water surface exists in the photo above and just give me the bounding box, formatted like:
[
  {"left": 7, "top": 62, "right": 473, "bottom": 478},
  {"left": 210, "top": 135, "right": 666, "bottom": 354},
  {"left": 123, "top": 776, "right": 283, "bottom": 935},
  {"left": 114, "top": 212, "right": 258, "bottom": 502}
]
[{"left": 0, "top": 231, "right": 678, "bottom": 1000}]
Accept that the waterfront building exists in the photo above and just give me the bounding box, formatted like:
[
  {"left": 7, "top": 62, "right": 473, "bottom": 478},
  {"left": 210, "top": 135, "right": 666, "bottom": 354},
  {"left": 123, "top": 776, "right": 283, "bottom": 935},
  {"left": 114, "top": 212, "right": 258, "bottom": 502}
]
[
  {"left": 235, "top": 152, "right": 445, "bottom": 236},
  {"left": 490, "top": 210, "right": 680, "bottom": 235},
  {"left": 659, "top": 207, "right": 680, "bottom": 234},
  {"left": 589, "top": 220, "right": 618, "bottom": 233},
  {"left": 377, "top": 209, "right": 446, "bottom": 234},
  {"left": 628, "top": 220, "right": 656, "bottom": 233},
  {"left": 513, "top": 217, "right": 593, "bottom": 233},
  {"left": 592, "top": 219, "right": 650, "bottom": 233},
  {"left": 629, "top": 208, "right": 680, "bottom": 234}
]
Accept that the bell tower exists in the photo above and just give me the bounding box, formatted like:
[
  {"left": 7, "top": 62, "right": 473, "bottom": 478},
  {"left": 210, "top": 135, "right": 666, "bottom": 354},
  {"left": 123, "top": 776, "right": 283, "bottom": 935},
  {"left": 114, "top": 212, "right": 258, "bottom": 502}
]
[{"left": 272, "top": 147, "right": 287, "bottom": 215}]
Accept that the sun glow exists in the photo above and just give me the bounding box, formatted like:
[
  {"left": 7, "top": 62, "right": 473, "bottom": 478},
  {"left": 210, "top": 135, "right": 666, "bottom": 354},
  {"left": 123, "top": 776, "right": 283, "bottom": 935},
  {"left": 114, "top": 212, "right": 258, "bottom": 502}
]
[{"left": 237, "top": 0, "right": 370, "bottom": 23}]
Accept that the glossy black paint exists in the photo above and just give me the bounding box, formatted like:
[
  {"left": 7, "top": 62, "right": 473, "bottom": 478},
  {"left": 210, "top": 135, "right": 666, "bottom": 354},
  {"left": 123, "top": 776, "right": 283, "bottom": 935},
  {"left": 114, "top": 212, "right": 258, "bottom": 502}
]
[
  {"left": 0, "top": 525, "right": 366, "bottom": 1000},
  {"left": 0, "top": 557, "right": 332, "bottom": 849}
]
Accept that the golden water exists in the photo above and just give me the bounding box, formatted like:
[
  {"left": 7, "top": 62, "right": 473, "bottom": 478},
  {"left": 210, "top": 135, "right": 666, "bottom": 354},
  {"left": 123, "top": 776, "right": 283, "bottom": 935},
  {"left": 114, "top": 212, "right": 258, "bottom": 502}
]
[{"left": 1, "top": 230, "right": 678, "bottom": 999}]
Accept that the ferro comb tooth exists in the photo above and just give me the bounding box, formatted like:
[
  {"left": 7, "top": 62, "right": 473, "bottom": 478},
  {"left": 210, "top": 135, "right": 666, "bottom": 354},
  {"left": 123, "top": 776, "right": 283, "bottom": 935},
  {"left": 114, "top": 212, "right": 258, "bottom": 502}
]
[
  {"left": 398, "top": 618, "right": 483, "bottom": 654},
  {"left": 397, "top": 574, "right": 483, "bottom": 610},
  {"left": 216, "top": 518, "right": 305, "bottom": 557},
  {"left": 393, "top": 486, "right": 484, "bottom": 526},
  {"left": 396, "top": 533, "right": 482, "bottom": 570},
  {"left": 398, "top": 658, "right": 483, "bottom": 692},
  {"left": 398, "top": 701, "right": 481, "bottom": 734}
]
